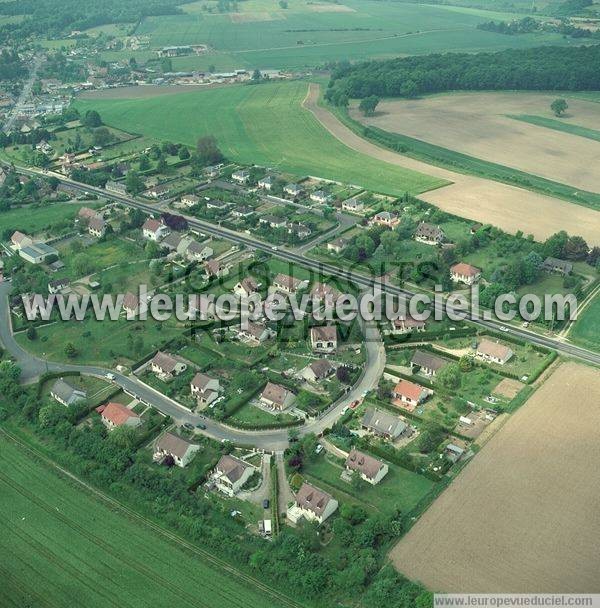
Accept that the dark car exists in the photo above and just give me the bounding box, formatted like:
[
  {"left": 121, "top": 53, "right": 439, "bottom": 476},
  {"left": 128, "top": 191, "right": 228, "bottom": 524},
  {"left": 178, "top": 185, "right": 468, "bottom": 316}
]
[
  {"left": 196, "top": 422, "right": 206, "bottom": 430},
  {"left": 262, "top": 499, "right": 270, "bottom": 509},
  {"left": 182, "top": 423, "right": 194, "bottom": 431}
]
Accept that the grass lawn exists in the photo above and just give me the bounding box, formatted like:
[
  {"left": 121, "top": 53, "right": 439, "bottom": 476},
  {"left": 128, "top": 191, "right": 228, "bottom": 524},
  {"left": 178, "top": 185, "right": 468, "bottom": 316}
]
[
  {"left": 16, "top": 317, "right": 186, "bottom": 367},
  {"left": 75, "top": 81, "right": 446, "bottom": 196},
  {"left": 40, "top": 374, "right": 115, "bottom": 406},
  {"left": 570, "top": 291, "right": 600, "bottom": 352},
  {"left": 0, "top": 435, "right": 290, "bottom": 608},
  {"left": 228, "top": 402, "right": 298, "bottom": 427},
  {"left": 301, "top": 452, "right": 435, "bottom": 515},
  {"left": 0, "top": 203, "right": 97, "bottom": 237}
]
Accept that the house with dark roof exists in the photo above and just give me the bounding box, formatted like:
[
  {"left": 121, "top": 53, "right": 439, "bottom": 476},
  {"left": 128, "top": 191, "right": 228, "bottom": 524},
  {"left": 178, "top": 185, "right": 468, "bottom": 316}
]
[
  {"left": 48, "top": 278, "right": 70, "bottom": 294},
  {"left": 238, "top": 321, "right": 274, "bottom": 346},
  {"left": 411, "top": 349, "right": 448, "bottom": 376},
  {"left": 327, "top": 237, "right": 349, "bottom": 254},
  {"left": 362, "top": 408, "right": 407, "bottom": 441},
  {"left": 88, "top": 216, "right": 107, "bottom": 238},
  {"left": 50, "top": 378, "right": 87, "bottom": 406},
  {"left": 390, "top": 315, "right": 426, "bottom": 334},
  {"left": 212, "top": 454, "right": 255, "bottom": 496},
  {"left": 288, "top": 481, "right": 338, "bottom": 524},
  {"left": 185, "top": 240, "right": 213, "bottom": 262},
  {"left": 542, "top": 257, "right": 573, "bottom": 275},
  {"left": 233, "top": 277, "right": 259, "bottom": 298},
  {"left": 414, "top": 222, "right": 445, "bottom": 245},
  {"left": 154, "top": 432, "right": 200, "bottom": 467},
  {"left": 190, "top": 373, "right": 221, "bottom": 406},
  {"left": 150, "top": 351, "right": 187, "bottom": 380},
  {"left": 123, "top": 292, "right": 139, "bottom": 316},
  {"left": 271, "top": 273, "right": 306, "bottom": 295},
  {"left": 302, "top": 359, "right": 335, "bottom": 383},
  {"left": 345, "top": 449, "right": 388, "bottom": 485},
  {"left": 476, "top": 339, "right": 514, "bottom": 365}
]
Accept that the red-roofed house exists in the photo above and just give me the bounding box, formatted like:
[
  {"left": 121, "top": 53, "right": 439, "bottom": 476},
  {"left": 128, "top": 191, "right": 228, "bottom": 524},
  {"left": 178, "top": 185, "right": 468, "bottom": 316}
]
[
  {"left": 450, "top": 262, "right": 482, "bottom": 285},
  {"left": 287, "top": 482, "right": 338, "bottom": 524},
  {"left": 345, "top": 449, "right": 388, "bottom": 485},
  {"left": 98, "top": 402, "right": 142, "bottom": 430},
  {"left": 392, "top": 379, "right": 432, "bottom": 411},
  {"left": 142, "top": 218, "right": 170, "bottom": 241}
]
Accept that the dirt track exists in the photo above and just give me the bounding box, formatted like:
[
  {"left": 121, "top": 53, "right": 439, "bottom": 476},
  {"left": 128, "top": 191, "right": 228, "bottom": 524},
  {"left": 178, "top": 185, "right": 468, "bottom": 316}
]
[
  {"left": 355, "top": 92, "right": 600, "bottom": 193},
  {"left": 304, "top": 84, "right": 600, "bottom": 245},
  {"left": 389, "top": 362, "right": 600, "bottom": 593}
]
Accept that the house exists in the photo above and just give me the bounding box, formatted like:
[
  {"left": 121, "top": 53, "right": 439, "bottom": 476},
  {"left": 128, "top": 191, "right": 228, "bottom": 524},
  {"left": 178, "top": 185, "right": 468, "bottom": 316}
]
[
  {"left": 260, "top": 382, "right": 296, "bottom": 411},
  {"left": 342, "top": 197, "right": 364, "bottom": 213},
  {"left": 411, "top": 349, "right": 448, "bottom": 376},
  {"left": 146, "top": 183, "right": 171, "bottom": 199},
  {"left": 18, "top": 242, "right": 58, "bottom": 265},
  {"left": 310, "top": 282, "right": 340, "bottom": 303},
  {"left": 190, "top": 372, "right": 220, "bottom": 406},
  {"left": 288, "top": 222, "right": 311, "bottom": 239},
  {"left": 154, "top": 432, "right": 200, "bottom": 467},
  {"left": 105, "top": 180, "right": 128, "bottom": 196},
  {"left": 271, "top": 273, "right": 305, "bottom": 295},
  {"left": 259, "top": 215, "right": 287, "bottom": 229},
  {"left": 310, "top": 190, "right": 330, "bottom": 204},
  {"left": 257, "top": 175, "right": 275, "bottom": 190},
  {"left": 238, "top": 321, "right": 273, "bottom": 345},
  {"left": 48, "top": 278, "right": 70, "bottom": 295},
  {"left": 180, "top": 193, "right": 200, "bottom": 207},
  {"left": 288, "top": 482, "right": 338, "bottom": 524},
  {"left": 160, "top": 231, "right": 184, "bottom": 252},
  {"left": 450, "top": 262, "right": 481, "bottom": 285},
  {"left": 390, "top": 315, "right": 426, "bottom": 334},
  {"left": 302, "top": 359, "right": 335, "bottom": 382},
  {"left": 11, "top": 231, "right": 33, "bottom": 250},
  {"left": 327, "top": 237, "right": 348, "bottom": 254},
  {"left": 142, "top": 218, "right": 170, "bottom": 241},
  {"left": 204, "top": 259, "right": 229, "bottom": 278},
  {"left": 369, "top": 211, "right": 400, "bottom": 229},
  {"left": 476, "top": 339, "right": 514, "bottom": 365},
  {"left": 415, "top": 222, "right": 445, "bottom": 245},
  {"left": 362, "top": 407, "right": 408, "bottom": 441},
  {"left": 234, "top": 277, "right": 259, "bottom": 298},
  {"left": 445, "top": 443, "right": 465, "bottom": 463},
  {"left": 392, "top": 379, "right": 431, "bottom": 409},
  {"left": 123, "top": 292, "right": 139, "bottom": 316},
  {"left": 345, "top": 449, "right": 388, "bottom": 485},
  {"left": 205, "top": 199, "right": 231, "bottom": 212},
  {"left": 50, "top": 378, "right": 87, "bottom": 406},
  {"left": 88, "top": 216, "right": 106, "bottom": 238},
  {"left": 284, "top": 183, "right": 303, "bottom": 198},
  {"left": 212, "top": 454, "right": 255, "bottom": 496},
  {"left": 542, "top": 257, "right": 573, "bottom": 276},
  {"left": 150, "top": 351, "right": 187, "bottom": 380},
  {"left": 98, "top": 402, "right": 142, "bottom": 430},
  {"left": 231, "top": 206, "right": 255, "bottom": 219},
  {"left": 186, "top": 241, "right": 213, "bottom": 262},
  {"left": 231, "top": 169, "right": 250, "bottom": 184},
  {"left": 470, "top": 223, "right": 483, "bottom": 235},
  {"left": 205, "top": 165, "right": 220, "bottom": 178},
  {"left": 187, "top": 294, "right": 216, "bottom": 321},
  {"left": 310, "top": 325, "right": 337, "bottom": 354}
]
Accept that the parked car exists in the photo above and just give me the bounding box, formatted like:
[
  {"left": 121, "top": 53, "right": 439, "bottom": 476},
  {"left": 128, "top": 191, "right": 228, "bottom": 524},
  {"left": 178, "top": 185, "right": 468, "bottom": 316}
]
[
  {"left": 262, "top": 499, "right": 270, "bottom": 509},
  {"left": 196, "top": 422, "right": 206, "bottom": 430},
  {"left": 315, "top": 444, "right": 324, "bottom": 455}
]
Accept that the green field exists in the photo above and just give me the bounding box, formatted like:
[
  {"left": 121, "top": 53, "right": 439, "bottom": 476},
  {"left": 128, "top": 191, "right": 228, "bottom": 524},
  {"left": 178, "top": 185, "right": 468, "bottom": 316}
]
[
  {"left": 100, "top": 0, "right": 571, "bottom": 71},
  {"left": 0, "top": 203, "right": 96, "bottom": 237},
  {"left": 508, "top": 114, "right": 600, "bottom": 143},
  {"left": 0, "top": 434, "right": 292, "bottom": 608},
  {"left": 76, "top": 81, "right": 445, "bottom": 195},
  {"left": 570, "top": 291, "right": 600, "bottom": 352}
]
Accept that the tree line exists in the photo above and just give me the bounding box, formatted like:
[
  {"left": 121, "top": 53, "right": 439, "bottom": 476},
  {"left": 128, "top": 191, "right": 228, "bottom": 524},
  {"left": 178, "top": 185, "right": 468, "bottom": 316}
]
[{"left": 325, "top": 44, "right": 600, "bottom": 104}]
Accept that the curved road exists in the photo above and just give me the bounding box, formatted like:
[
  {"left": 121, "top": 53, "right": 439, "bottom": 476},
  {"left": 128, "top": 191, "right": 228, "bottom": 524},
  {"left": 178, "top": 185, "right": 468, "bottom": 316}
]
[{"left": 0, "top": 283, "right": 384, "bottom": 451}]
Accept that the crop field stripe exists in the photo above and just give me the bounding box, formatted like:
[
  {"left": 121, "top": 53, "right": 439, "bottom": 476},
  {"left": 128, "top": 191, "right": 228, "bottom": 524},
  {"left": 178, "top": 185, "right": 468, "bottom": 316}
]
[
  {"left": 507, "top": 114, "right": 600, "bottom": 143},
  {"left": 0, "top": 428, "right": 302, "bottom": 608}
]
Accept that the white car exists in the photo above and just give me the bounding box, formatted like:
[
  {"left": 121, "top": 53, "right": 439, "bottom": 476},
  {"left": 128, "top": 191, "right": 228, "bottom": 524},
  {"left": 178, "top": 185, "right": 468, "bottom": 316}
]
[
  {"left": 105, "top": 373, "right": 115, "bottom": 380},
  {"left": 315, "top": 444, "right": 323, "bottom": 455},
  {"left": 499, "top": 326, "right": 509, "bottom": 332}
]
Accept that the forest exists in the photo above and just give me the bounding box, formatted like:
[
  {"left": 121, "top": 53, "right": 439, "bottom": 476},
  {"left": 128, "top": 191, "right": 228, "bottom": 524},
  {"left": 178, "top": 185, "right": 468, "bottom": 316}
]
[{"left": 325, "top": 44, "right": 600, "bottom": 103}]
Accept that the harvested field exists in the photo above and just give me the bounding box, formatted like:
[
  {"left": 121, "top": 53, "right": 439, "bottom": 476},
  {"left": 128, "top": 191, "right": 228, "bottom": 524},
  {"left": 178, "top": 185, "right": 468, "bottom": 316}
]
[
  {"left": 390, "top": 362, "right": 600, "bottom": 593},
  {"left": 304, "top": 84, "right": 600, "bottom": 245},
  {"left": 353, "top": 92, "right": 600, "bottom": 193}
]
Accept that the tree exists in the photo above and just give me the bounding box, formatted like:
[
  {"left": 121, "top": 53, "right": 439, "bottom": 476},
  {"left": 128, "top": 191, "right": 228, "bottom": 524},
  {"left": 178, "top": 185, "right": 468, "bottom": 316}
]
[
  {"left": 196, "top": 135, "right": 224, "bottom": 165},
  {"left": 26, "top": 326, "right": 37, "bottom": 340},
  {"left": 551, "top": 98, "right": 568, "bottom": 117},
  {"left": 178, "top": 146, "right": 190, "bottom": 160},
  {"left": 64, "top": 342, "right": 78, "bottom": 358},
  {"left": 93, "top": 127, "right": 112, "bottom": 147},
  {"left": 138, "top": 154, "right": 151, "bottom": 171},
  {"left": 437, "top": 362, "right": 461, "bottom": 390},
  {"left": 126, "top": 170, "right": 144, "bottom": 195},
  {"left": 359, "top": 95, "right": 380, "bottom": 117},
  {"left": 83, "top": 110, "right": 102, "bottom": 128}
]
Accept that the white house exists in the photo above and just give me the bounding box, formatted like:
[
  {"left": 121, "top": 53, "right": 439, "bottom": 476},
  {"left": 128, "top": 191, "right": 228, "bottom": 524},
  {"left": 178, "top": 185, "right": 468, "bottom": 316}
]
[
  {"left": 450, "top": 262, "right": 482, "bottom": 285},
  {"left": 476, "top": 339, "right": 514, "bottom": 365},
  {"left": 271, "top": 273, "right": 306, "bottom": 295},
  {"left": 345, "top": 449, "right": 388, "bottom": 485},
  {"left": 260, "top": 382, "right": 295, "bottom": 411},
  {"left": 310, "top": 325, "right": 337, "bottom": 354},
  {"left": 233, "top": 277, "right": 259, "bottom": 298},
  {"left": 342, "top": 198, "right": 364, "bottom": 213},
  {"left": 212, "top": 454, "right": 255, "bottom": 496},
  {"left": 142, "top": 218, "right": 170, "bottom": 241},
  {"left": 185, "top": 240, "right": 213, "bottom": 262},
  {"left": 99, "top": 402, "right": 142, "bottom": 430},
  {"left": 180, "top": 193, "right": 200, "bottom": 207},
  {"left": 50, "top": 378, "right": 87, "bottom": 406},
  {"left": 232, "top": 169, "right": 250, "bottom": 184},
  {"left": 257, "top": 175, "right": 275, "bottom": 190},
  {"left": 190, "top": 372, "right": 221, "bottom": 406},
  {"left": 154, "top": 432, "right": 200, "bottom": 467},
  {"left": 238, "top": 321, "right": 274, "bottom": 346},
  {"left": 287, "top": 482, "right": 338, "bottom": 524},
  {"left": 392, "top": 379, "right": 431, "bottom": 408},
  {"left": 310, "top": 190, "right": 330, "bottom": 204}
]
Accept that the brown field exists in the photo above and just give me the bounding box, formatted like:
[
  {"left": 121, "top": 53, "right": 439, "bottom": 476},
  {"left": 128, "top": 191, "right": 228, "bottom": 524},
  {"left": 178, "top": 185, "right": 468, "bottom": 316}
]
[
  {"left": 79, "top": 84, "right": 222, "bottom": 100},
  {"left": 304, "top": 84, "right": 600, "bottom": 245},
  {"left": 352, "top": 92, "right": 600, "bottom": 193},
  {"left": 493, "top": 377, "right": 524, "bottom": 399},
  {"left": 390, "top": 362, "right": 600, "bottom": 593}
]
